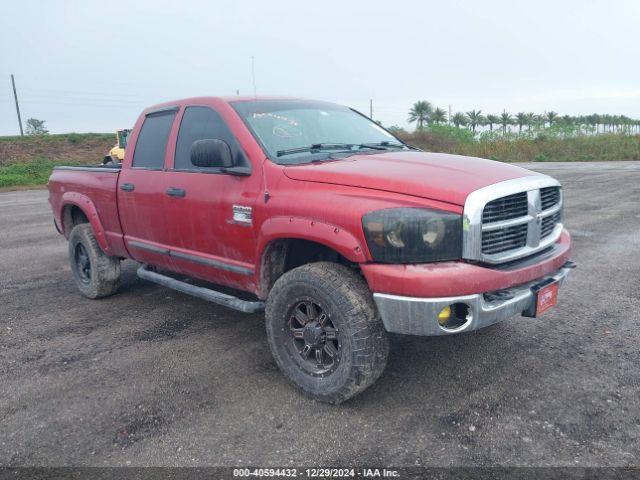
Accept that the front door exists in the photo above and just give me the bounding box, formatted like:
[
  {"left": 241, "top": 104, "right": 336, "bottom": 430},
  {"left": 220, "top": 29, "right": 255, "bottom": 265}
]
[
  {"left": 161, "top": 105, "right": 261, "bottom": 291},
  {"left": 117, "top": 107, "right": 177, "bottom": 267}
]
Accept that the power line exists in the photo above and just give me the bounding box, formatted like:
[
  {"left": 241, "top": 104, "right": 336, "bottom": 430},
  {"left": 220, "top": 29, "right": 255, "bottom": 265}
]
[
  {"left": 19, "top": 95, "right": 149, "bottom": 106},
  {"left": 19, "top": 87, "right": 159, "bottom": 99},
  {"left": 18, "top": 99, "right": 147, "bottom": 109},
  {"left": 18, "top": 91, "right": 163, "bottom": 105}
]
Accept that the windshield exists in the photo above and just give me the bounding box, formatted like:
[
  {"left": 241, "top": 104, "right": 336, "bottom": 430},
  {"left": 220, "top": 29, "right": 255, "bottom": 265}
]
[{"left": 231, "top": 100, "right": 404, "bottom": 164}]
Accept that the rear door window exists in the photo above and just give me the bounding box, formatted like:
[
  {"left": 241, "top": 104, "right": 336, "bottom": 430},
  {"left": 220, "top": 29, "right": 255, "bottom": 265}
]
[
  {"left": 174, "top": 106, "right": 243, "bottom": 170},
  {"left": 132, "top": 110, "right": 177, "bottom": 169}
]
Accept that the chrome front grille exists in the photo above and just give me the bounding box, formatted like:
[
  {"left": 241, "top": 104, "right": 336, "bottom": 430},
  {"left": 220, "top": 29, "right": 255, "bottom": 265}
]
[
  {"left": 482, "top": 192, "right": 528, "bottom": 223},
  {"left": 540, "top": 186, "right": 560, "bottom": 210},
  {"left": 541, "top": 211, "right": 561, "bottom": 238},
  {"left": 463, "top": 176, "right": 564, "bottom": 264},
  {"left": 481, "top": 223, "right": 528, "bottom": 254}
]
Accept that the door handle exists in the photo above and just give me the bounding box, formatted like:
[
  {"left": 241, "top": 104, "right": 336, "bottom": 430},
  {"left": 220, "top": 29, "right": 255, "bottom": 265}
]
[
  {"left": 120, "top": 183, "right": 135, "bottom": 192},
  {"left": 166, "top": 187, "right": 186, "bottom": 198}
]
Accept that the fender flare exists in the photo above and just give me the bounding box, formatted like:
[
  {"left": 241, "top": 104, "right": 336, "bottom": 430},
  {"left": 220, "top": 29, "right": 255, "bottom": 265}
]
[
  {"left": 60, "top": 192, "right": 112, "bottom": 255},
  {"left": 254, "top": 216, "right": 369, "bottom": 298},
  {"left": 256, "top": 215, "right": 368, "bottom": 265}
]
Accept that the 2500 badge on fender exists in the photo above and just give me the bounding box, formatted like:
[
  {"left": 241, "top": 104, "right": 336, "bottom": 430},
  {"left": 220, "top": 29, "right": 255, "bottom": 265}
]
[{"left": 47, "top": 96, "right": 574, "bottom": 403}]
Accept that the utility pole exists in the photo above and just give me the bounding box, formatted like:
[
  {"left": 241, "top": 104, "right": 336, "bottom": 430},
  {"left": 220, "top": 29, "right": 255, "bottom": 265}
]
[
  {"left": 448, "top": 104, "right": 452, "bottom": 125},
  {"left": 369, "top": 99, "right": 373, "bottom": 120},
  {"left": 11, "top": 74, "right": 24, "bottom": 136}
]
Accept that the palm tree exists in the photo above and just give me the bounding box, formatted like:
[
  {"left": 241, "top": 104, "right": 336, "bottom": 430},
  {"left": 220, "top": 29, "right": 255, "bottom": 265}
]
[
  {"left": 515, "top": 112, "right": 528, "bottom": 133},
  {"left": 613, "top": 115, "right": 623, "bottom": 133},
  {"left": 408, "top": 101, "right": 433, "bottom": 130},
  {"left": 560, "top": 115, "right": 575, "bottom": 134},
  {"left": 525, "top": 113, "right": 536, "bottom": 131},
  {"left": 485, "top": 114, "right": 500, "bottom": 132},
  {"left": 585, "top": 113, "right": 604, "bottom": 133},
  {"left": 500, "top": 111, "right": 513, "bottom": 134},
  {"left": 431, "top": 107, "right": 447, "bottom": 125},
  {"left": 466, "top": 110, "right": 484, "bottom": 132},
  {"left": 546, "top": 111, "right": 558, "bottom": 127},
  {"left": 534, "top": 114, "right": 546, "bottom": 129},
  {"left": 451, "top": 112, "right": 468, "bottom": 128}
]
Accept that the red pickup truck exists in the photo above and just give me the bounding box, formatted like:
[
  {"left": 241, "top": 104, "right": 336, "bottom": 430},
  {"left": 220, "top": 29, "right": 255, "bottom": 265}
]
[{"left": 48, "top": 96, "right": 573, "bottom": 403}]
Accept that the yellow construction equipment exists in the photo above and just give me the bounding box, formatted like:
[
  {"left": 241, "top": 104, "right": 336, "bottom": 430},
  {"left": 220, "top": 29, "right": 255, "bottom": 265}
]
[{"left": 103, "top": 129, "right": 131, "bottom": 164}]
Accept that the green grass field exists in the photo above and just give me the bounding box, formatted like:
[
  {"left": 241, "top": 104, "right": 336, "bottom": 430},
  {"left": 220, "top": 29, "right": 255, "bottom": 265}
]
[
  {"left": 0, "top": 133, "right": 112, "bottom": 189},
  {"left": 0, "top": 157, "right": 80, "bottom": 189}
]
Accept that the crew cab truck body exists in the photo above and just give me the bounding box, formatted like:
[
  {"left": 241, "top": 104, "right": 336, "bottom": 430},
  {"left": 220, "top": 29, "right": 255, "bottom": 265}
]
[{"left": 48, "top": 96, "right": 573, "bottom": 403}]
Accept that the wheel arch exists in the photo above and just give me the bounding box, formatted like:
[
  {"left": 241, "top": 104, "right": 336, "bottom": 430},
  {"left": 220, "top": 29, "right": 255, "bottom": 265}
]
[
  {"left": 60, "top": 192, "right": 111, "bottom": 254},
  {"left": 256, "top": 217, "right": 369, "bottom": 300}
]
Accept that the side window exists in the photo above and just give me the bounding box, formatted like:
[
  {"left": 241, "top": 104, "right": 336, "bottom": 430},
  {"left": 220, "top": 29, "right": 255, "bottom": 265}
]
[
  {"left": 132, "top": 110, "right": 176, "bottom": 169},
  {"left": 174, "top": 106, "right": 243, "bottom": 170}
]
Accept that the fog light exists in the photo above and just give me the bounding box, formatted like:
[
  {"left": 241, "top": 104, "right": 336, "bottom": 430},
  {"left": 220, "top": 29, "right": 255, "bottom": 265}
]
[
  {"left": 438, "top": 303, "right": 472, "bottom": 331},
  {"left": 438, "top": 306, "right": 452, "bottom": 326}
]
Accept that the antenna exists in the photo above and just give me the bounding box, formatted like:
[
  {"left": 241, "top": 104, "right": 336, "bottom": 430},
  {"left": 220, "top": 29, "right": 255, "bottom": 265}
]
[{"left": 251, "top": 56, "right": 257, "bottom": 98}]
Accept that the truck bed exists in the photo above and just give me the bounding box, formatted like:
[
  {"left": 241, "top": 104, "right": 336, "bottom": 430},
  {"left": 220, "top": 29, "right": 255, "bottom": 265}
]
[{"left": 48, "top": 165, "right": 127, "bottom": 257}]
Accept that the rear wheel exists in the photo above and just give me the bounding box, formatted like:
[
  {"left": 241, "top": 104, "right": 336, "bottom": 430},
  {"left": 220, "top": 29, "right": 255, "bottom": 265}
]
[
  {"left": 265, "top": 262, "right": 389, "bottom": 404},
  {"left": 68, "top": 224, "right": 121, "bottom": 299}
]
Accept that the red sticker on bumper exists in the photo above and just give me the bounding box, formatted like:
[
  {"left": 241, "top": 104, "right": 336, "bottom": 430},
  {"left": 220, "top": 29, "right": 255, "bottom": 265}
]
[{"left": 536, "top": 282, "right": 559, "bottom": 315}]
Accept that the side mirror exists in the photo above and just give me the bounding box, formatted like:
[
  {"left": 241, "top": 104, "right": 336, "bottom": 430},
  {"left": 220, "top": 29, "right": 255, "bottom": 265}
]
[{"left": 190, "top": 139, "right": 233, "bottom": 168}]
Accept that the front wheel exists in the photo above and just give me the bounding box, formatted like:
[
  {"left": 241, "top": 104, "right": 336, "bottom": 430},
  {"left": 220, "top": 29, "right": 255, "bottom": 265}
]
[
  {"left": 68, "top": 224, "right": 121, "bottom": 299},
  {"left": 265, "top": 262, "right": 389, "bottom": 404}
]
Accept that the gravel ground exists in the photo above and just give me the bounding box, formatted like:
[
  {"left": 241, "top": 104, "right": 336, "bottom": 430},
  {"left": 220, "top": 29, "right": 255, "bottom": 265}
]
[{"left": 1, "top": 161, "right": 639, "bottom": 467}]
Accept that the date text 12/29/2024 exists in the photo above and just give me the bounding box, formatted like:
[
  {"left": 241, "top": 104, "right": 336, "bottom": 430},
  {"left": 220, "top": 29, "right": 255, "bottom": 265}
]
[{"left": 233, "top": 468, "right": 400, "bottom": 478}]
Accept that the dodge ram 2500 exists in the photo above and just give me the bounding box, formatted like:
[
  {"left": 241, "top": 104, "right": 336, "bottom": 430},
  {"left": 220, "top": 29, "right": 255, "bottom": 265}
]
[{"left": 48, "top": 96, "right": 574, "bottom": 403}]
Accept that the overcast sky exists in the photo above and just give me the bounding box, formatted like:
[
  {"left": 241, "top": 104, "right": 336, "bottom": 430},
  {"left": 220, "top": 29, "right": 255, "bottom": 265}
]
[{"left": 1, "top": 0, "right": 639, "bottom": 135}]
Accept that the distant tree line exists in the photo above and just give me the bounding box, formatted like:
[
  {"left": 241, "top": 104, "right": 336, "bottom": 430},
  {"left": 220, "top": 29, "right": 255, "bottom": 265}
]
[{"left": 403, "top": 100, "right": 640, "bottom": 135}]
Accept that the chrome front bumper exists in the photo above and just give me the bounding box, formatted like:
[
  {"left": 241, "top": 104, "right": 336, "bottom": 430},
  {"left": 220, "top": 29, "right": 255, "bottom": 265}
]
[{"left": 373, "top": 264, "right": 573, "bottom": 336}]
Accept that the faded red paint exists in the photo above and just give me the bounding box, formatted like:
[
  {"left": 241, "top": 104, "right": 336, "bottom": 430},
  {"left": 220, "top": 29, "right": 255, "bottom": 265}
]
[
  {"left": 361, "top": 231, "right": 572, "bottom": 297},
  {"left": 47, "top": 96, "right": 571, "bottom": 299},
  {"left": 283, "top": 151, "right": 536, "bottom": 206}
]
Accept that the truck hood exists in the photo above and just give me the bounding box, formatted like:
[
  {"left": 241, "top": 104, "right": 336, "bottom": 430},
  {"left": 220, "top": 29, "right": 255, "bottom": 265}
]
[{"left": 283, "top": 151, "right": 539, "bottom": 206}]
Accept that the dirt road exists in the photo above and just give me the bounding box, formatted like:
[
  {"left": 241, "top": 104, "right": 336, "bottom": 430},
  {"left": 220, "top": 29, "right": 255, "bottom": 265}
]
[{"left": 1, "top": 162, "right": 639, "bottom": 466}]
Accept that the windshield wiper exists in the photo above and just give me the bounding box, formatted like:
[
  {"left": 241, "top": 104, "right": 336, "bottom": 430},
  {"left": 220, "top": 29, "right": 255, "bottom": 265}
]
[
  {"left": 277, "top": 143, "right": 351, "bottom": 157},
  {"left": 364, "top": 141, "right": 423, "bottom": 151},
  {"left": 360, "top": 141, "right": 410, "bottom": 149},
  {"left": 276, "top": 143, "right": 387, "bottom": 158}
]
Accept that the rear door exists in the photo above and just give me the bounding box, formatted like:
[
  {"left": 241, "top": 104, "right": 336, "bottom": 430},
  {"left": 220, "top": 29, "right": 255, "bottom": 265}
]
[
  {"left": 117, "top": 107, "right": 177, "bottom": 267},
  {"left": 161, "top": 105, "right": 261, "bottom": 291}
]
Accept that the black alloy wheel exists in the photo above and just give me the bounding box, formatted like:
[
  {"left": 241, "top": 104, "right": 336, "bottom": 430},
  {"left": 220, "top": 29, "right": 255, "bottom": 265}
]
[
  {"left": 74, "top": 242, "right": 92, "bottom": 284},
  {"left": 265, "top": 262, "right": 390, "bottom": 404},
  {"left": 287, "top": 300, "right": 340, "bottom": 376}
]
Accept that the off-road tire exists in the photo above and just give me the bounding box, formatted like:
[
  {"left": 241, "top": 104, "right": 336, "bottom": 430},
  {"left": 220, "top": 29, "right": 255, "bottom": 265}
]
[
  {"left": 68, "top": 224, "right": 121, "bottom": 299},
  {"left": 265, "top": 262, "right": 389, "bottom": 404}
]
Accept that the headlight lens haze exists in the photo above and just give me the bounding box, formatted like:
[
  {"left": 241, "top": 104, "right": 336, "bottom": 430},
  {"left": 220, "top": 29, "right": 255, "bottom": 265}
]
[{"left": 362, "top": 208, "right": 462, "bottom": 263}]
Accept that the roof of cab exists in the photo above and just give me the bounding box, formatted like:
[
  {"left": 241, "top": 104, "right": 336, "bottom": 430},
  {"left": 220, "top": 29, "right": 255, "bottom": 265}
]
[{"left": 141, "top": 95, "right": 332, "bottom": 114}]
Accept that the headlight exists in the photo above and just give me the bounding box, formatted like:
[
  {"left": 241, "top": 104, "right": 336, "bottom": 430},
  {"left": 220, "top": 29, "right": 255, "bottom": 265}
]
[{"left": 362, "top": 208, "right": 462, "bottom": 263}]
